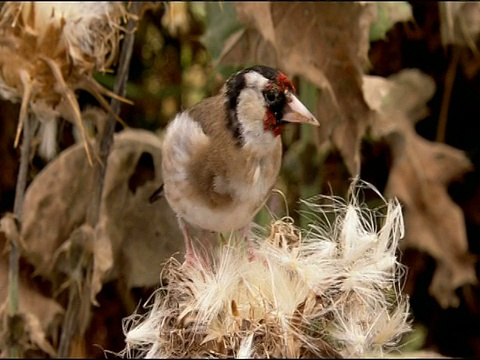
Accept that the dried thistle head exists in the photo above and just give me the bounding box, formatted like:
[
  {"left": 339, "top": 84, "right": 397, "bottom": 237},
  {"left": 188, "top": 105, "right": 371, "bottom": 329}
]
[
  {"left": 120, "top": 180, "right": 412, "bottom": 359},
  {"left": 0, "top": 2, "right": 131, "bottom": 161}
]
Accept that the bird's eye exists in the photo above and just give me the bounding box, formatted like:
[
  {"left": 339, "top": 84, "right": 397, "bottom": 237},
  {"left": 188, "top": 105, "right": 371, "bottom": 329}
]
[{"left": 264, "top": 91, "right": 279, "bottom": 105}]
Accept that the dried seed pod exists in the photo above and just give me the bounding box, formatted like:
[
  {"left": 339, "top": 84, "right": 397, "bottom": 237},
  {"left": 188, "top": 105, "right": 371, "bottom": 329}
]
[
  {"left": 0, "top": 2, "right": 132, "bottom": 161},
  {"left": 121, "top": 180, "right": 411, "bottom": 358}
]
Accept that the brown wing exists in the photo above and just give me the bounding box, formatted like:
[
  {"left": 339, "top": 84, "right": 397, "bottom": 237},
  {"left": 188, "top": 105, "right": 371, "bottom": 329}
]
[{"left": 186, "top": 94, "right": 237, "bottom": 208}]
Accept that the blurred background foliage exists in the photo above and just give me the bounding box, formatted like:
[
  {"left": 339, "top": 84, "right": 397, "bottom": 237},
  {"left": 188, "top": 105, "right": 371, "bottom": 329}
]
[{"left": 1, "top": 1, "right": 480, "bottom": 358}]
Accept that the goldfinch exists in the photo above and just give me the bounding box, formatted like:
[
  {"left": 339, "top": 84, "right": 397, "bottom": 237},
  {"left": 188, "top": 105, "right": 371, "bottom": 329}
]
[{"left": 150, "top": 65, "right": 319, "bottom": 264}]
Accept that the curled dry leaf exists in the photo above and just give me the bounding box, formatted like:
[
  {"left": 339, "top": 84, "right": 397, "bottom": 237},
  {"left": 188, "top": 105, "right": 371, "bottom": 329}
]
[
  {"left": 20, "top": 128, "right": 182, "bottom": 296},
  {"left": 363, "top": 70, "right": 476, "bottom": 308},
  {"left": 97, "top": 129, "right": 183, "bottom": 288},
  {"left": 386, "top": 129, "right": 475, "bottom": 308},
  {"left": 363, "top": 69, "right": 436, "bottom": 128},
  {"left": 220, "top": 2, "right": 380, "bottom": 175}
]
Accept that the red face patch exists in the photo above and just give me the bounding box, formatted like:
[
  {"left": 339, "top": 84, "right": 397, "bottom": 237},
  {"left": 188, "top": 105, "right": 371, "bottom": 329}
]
[
  {"left": 262, "top": 71, "right": 293, "bottom": 137},
  {"left": 263, "top": 110, "right": 284, "bottom": 137},
  {"left": 276, "top": 72, "right": 295, "bottom": 93}
]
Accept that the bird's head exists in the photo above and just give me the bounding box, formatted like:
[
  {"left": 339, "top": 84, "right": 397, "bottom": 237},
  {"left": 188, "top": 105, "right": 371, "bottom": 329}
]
[{"left": 224, "top": 65, "right": 319, "bottom": 146}]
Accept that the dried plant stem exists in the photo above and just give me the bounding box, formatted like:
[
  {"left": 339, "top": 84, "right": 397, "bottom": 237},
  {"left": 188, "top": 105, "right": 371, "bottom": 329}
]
[
  {"left": 57, "top": 3, "right": 142, "bottom": 357},
  {"left": 86, "top": 3, "right": 141, "bottom": 225},
  {"left": 57, "top": 253, "right": 93, "bottom": 357},
  {"left": 437, "top": 45, "right": 459, "bottom": 143},
  {"left": 7, "top": 114, "right": 33, "bottom": 358}
]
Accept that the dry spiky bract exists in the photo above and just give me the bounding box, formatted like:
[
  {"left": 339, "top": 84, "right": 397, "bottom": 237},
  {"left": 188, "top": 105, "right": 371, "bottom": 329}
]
[
  {"left": 0, "top": 2, "right": 129, "bottom": 160},
  {"left": 121, "top": 181, "right": 411, "bottom": 358}
]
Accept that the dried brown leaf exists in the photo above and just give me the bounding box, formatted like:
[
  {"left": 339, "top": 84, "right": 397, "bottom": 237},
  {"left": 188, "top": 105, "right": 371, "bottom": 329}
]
[
  {"left": 386, "top": 129, "right": 475, "bottom": 308},
  {"left": 364, "top": 70, "right": 476, "bottom": 308},
  {"left": 223, "top": 2, "right": 377, "bottom": 175},
  {"left": 21, "top": 143, "right": 92, "bottom": 274},
  {"left": 215, "top": 27, "right": 278, "bottom": 69},
  {"left": 91, "top": 226, "right": 113, "bottom": 306},
  {"left": 21, "top": 128, "right": 183, "bottom": 290},
  {"left": 235, "top": 3, "right": 275, "bottom": 47},
  {"left": 98, "top": 129, "right": 183, "bottom": 288},
  {"left": 363, "top": 69, "right": 436, "bottom": 130},
  {"left": 23, "top": 312, "right": 57, "bottom": 357}
]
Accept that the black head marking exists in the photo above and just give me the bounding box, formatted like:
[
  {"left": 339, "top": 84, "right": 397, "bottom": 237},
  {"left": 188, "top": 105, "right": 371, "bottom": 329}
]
[
  {"left": 225, "top": 69, "right": 247, "bottom": 147},
  {"left": 262, "top": 86, "right": 287, "bottom": 124},
  {"left": 245, "top": 65, "right": 280, "bottom": 82}
]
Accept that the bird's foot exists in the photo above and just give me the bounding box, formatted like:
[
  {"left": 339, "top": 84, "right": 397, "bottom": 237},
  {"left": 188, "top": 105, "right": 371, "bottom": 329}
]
[
  {"left": 181, "top": 247, "right": 212, "bottom": 271},
  {"left": 247, "top": 241, "right": 263, "bottom": 262},
  {"left": 182, "top": 254, "right": 200, "bottom": 268},
  {"left": 182, "top": 238, "right": 214, "bottom": 271},
  {"left": 247, "top": 246, "right": 269, "bottom": 267},
  {"left": 177, "top": 216, "right": 210, "bottom": 270},
  {"left": 239, "top": 224, "right": 258, "bottom": 262}
]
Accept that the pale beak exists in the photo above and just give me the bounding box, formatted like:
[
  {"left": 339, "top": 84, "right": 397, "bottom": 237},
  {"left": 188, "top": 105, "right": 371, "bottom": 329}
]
[{"left": 282, "top": 92, "right": 320, "bottom": 126}]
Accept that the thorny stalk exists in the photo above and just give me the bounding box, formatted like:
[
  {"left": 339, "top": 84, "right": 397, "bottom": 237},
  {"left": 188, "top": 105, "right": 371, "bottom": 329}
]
[
  {"left": 7, "top": 114, "right": 34, "bottom": 358},
  {"left": 57, "top": 3, "right": 143, "bottom": 357}
]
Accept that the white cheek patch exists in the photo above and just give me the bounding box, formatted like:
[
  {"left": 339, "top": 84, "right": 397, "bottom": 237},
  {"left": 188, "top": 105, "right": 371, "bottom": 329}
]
[
  {"left": 237, "top": 89, "right": 265, "bottom": 122},
  {"left": 236, "top": 88, "right": 278, "bottom": 154}
]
